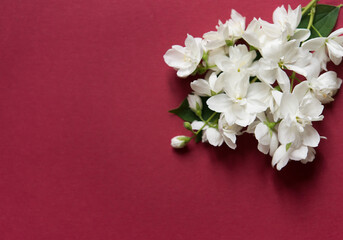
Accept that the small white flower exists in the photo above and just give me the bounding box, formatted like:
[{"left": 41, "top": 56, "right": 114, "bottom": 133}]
[
  {"left": 191, "top": 115, "right": 241, "bottom": 148},
  {"left": 164, "top": 34, "right": 203, "bottom": 78},
  {"left": 273, "top": 5, "right": 301, "bottom": 33},
  {"left": 272, "top": 5, "right": 309, "bottom": 41},
  {"left": 301, "top": 147, "right": 316, "bottom": 164},
  {"left": 202, "top": 9, "right": 245, "bottom": 50},
  {"left": 216, "top": 44, "right": 256, "bottom": 74},
  {"left": 252, "top": 112, "right": 279, "bottom": 156},
  {"left": 277, "top": 89, "right": 323, "bottom": 148},
  {"left": 243, "top": 18, "right": 274, "bottom": 50},
  {"left": 272, "top": 143, "right": 310, "bottom": 170},
  {"left": 257, "top": 39, "right": 311, "bottom": 92},
  {"left": 190, "top": 72, "right": 223, "bottom": 97},
  {"left": 308, "top": 71, "right": 342, "bottom": 104},
  {"left": 302, "top": 28, "right": 343, "bottom": 68},
  {"left": 187, "top": 94, "right": 203, "bottom": 114},
  {"left": 171, "top": 136, "right": 191, "bottom": 149},
  {"left": 207, "top": 81, "right": 270, "bottom": 127},
  {"left": 227, "top": 9, "right": 246, "bottom": 40},
  {"left": 218, "top": 114, "right": 242, "bottom": 149},
  {"left": 191, "top": 121, "right": 223, "bottom": 147},
  {"left": 243, "top": 6, "right": 309, "bottom": 48},
  {"left": 206, "top": 46, "right": 228, "bottom": 69},
  {"left": 203, "top": 20, "right": 230, "bottom": 50}
]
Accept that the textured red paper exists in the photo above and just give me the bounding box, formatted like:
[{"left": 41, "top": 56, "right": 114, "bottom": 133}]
[{"left": 0, "top": 0, "right": 343, "bottom": 239}]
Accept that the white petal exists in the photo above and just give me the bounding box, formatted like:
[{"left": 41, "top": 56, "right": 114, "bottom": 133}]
[
  {"left": 206, "top": 128, "right": 224, "bottom": 146},
  {"left": 277, "top": 68, "right": 290, "bottom": 92},
  {"left": 301, "top": 147, "right": 316, "bottom": 163},
  {"left": 299, "top": 96, "right": 323, "bottom": 119},
  {"left": 280, "top": 93, "right": 299, "bottom": 117},
  {"left": 293, "top": 81, "right": 309, "bottom": 102},
  {"left": 255, "top": 123, "right": 270, "bottom": 145},
  {"left": 272, "top": 90, "right": 283, "bottom": 106},
  {"left": 223, "top": 132, "right": 237, "bottom": 149},
  {"left": 191, "top": 79, "right": 211, "bottom": 96},
  {"left": 209, "top": 72, "right": 224, "bottom": 93},
  {"left": 286, "top": 64, "right": 308, "bottom": 77},
  {"left": 272, "top": 145, "right": 289, "bottom": 170},
  {"left": 278, "top": 119, "right": 296, "bottom": 144},
  {"left": 177, "top": 66, "right": 196, "bottom": 78},
  {"left": 206, "top": 94, "right": 232, "bottom": 112},
  {"left": 327, "top": 40, "right": 343, "bottom": 65},
  {"left": 292, "top": 29, "right": 310, "bottom": 41},
  {"left": 163, "top": 48, "right": 185, "bottom": 68},
  {"left": 269, "top": 132, "right": 279, "bottom": 156},
  {"left": 328, "top": 27, "right": 343, "bottom": 38},
  {"left": 302, "top": 38, "right": 326, "bottom": 51},
  {"left": 289, "top": 145, "right": 308, "bottom": 160},
  {"left": 302, "top": 125, "right": 320, "bottom": 147},
  {"left": 258, "top": 143, "right": 269, "bottom": 154}
]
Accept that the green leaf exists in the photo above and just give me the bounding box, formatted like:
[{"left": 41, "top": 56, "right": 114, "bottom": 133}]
[
  {"left": 169, "top": 96, "right": 219, "bottom": 124},
  {"left": 169, "top": 98, "right": 199, "bottom": 122},
  {"left": 195, "top": 131, "right": 203, "bottom": 143},
  {"left": 299, "top": 4, "right": 341, "bottom": 39}
]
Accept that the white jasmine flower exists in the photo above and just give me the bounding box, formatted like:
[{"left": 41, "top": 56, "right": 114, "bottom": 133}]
[
  {"left": 171, "top": 136, "right": 191, "bottom": 149},
  {"left": 203, "top": 20, "right": 229, "bottom": 50},
  {"left": 206, "top": 46, "right": 228, "bottom": 69},
  {"left": 253, "top": 112, "right": 279, "bottom": 156},
  {"left": 301, "top": 147, "right": 316, "bottom": 164},
  {"left": 216, "top": 44, "right": 256, "bottom": 74},
  {"left": 272, "top": 5, "right": 309, "bottom": 41},
  {"left": 272, "top": 143, "right": 310, "bottom": 170},
  {"left": 227, "top": 9, "right": 246, "bottom": 40},
  {"left": 307, "top": 71, "right": 342, "bottom": 104},
  {"left": 207, "top": 81, "right": 270, "bottom": 127},
  {"left": 243, "top": 6, "right": 309, "bottom": 48},
  {"left": 243, "top": 18, "right": 275, "bottom": 50},
  {"left": 277, "top": 89, "right": 323, "bottom": 148},
  {"left": 258, "top": 39, "right": 311, "bottom": 92},
  {"left": 218, "top": 114, "right": 242, "bottom": 149},
  {"left": 203, "top": 10, "right": 245, "bottom": 50},
  {"left": 164, "top": 34, "right": 203, "bottom": 78},
  {"left": 190, "top": 72, "right": 223, "bottom": 97},
  {"left": 191, "top": 121, "right": 223, "bottom": 146},
  {"left": 187, "top": 94, "right": 202, "bottom": 115},
  {"left": 191, "top": 79, "right": 212, "bottom": 97},
  {"left": 214, "top": 44, "right": 256, "bottom": 90},
  {"left": 302, "top": 28, "right": 343, "bottom": 68},
  {"left": 273, "top": 5, "right": 302, "bottom": 35}
]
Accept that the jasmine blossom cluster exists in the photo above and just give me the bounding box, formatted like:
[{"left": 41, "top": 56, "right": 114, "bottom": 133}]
[{"left": 164, "top": 0, "right": 343, "bottom": 170}]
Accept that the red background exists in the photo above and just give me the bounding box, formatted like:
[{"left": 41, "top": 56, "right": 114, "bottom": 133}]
[{"left": 0, "top": 0, "right": 343, "bottom": 239}]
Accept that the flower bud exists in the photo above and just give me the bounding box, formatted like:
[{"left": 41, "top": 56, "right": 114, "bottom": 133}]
[
  {"left": 187, "top": 94, "right": 202, "bottom": 116},
  {"left": 183, "top": 122, "right": 192, "bottom": 131},
  {"left": 309, "top": 71, "right": 342, "bottom": 104},
  {"left": 171, "top": 135, "right": 191, "bottom": 149}
]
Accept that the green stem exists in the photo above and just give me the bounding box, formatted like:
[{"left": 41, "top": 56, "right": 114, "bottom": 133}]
[
  {"left": 194, "top": 112, "right": 218, "bottom": 135},
  {"left": 250, "top": 76, "right": 258, "bottom": 83},
  {"left": 198, "top": 115, "right": 217, "bottom": 128},
  {"left": 294, "top": 76, "right": 302, "bottom": 83},
  {"left": 307, "top": 2, "right": 316, "bottom": 29},
  {"left": 207, "top": 65, "right": 217, "bottom": 68},
  {"left": 302, "top": 0, "right": 318, "bottom": 16},
  {"left": 290, "top": 72, "right": 296, "bottom": 91}
]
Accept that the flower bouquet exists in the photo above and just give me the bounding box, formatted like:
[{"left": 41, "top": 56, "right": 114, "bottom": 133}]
[{"left": 164, "top": 0, "right": 343, "bottom": 170}]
